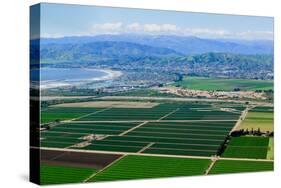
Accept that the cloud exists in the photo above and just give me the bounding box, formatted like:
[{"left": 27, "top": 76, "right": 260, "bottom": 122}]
[
  {"left": 125, "top": 23, "right": 178, "bottom": 34},
  {"left": 90, "top": 22, "right": 229, "bottom": 37},
  {"left": 183, "top": 28, "right": 229, "bottom": 36},
  {"left": 126, "top": 23, "right": 141, "bottom": 31},
  {"left": 42, "top": 22, "right": 273, "bottom": 40},
  {"left": 91, "top": 22, "right": 123, "bottom": 35},
  {"left": 143, "top": 23, "right": 178, "bottom": 32},
  {"left": 233, "top": 31, "right": 273, "bottom": 40},
  {"left": 41, "top": 33, "right": 66, "bottom": 38}
]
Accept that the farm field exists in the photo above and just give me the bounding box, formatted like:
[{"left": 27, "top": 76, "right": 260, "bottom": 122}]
[
  {"left": 40, "top": 101, "right": 243, "bottom": 157},
  {"left": 222, "top": 136, "right": 269, "bottom": 159},
  {"left": 41, "top": 107, "right": 104, "bottom": 124},
  {"left": 209, "top": 160, "right": 273, "bottom": 174},
  {"left": 267, "top": 137, "right": 274, "bottom": 160},
  {"left": 237, "top": 106, "right": 274, "bottom": 132},
  {"left": 39, "top": 99, "right": 274, "bottom": 184},
  {"left": 41, "top": 101, "right": 244, "bottom": 123},
  {"left": 172, "top": 77, "right": 273, "bottom": 91},
  {"left": 74, "top": 103, "right": 241, "bottom": 121},
  {"left": 52, "top": 101, "right": 159, "bottom": 108},
  {"left": 40, "top": 164, "right": 97, "bottom": 185},
  {"left": 41, "top": 120, "right": 236, "bottom": 156},
  {"left": 88, "top": 155, "right": 211, "bottom": 182},
  {"left": 40, "top": 122, "right": 140, "bottom": 148}
]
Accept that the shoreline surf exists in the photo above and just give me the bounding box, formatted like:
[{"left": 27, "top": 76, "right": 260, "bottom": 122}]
[{"left": 39, "top": 68, "right": 123, "bottom": 89}]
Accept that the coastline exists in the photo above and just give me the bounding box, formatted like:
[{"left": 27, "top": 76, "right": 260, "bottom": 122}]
[
  {"left": 90, "top": 68, "right": 123, "bottom": 81},
  {"left": 40, "top": 68, "right": 123, "bottom": 89}
]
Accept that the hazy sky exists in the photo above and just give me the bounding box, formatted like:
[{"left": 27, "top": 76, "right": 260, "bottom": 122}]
[{"left": 38, "top": 3, "right": 274, "bottom": 40}]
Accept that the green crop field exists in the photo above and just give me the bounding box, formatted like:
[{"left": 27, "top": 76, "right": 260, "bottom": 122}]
[
  {"left": 172, "top": 77, "right": 273, "bottom": 91},
  {"left": 74, "top": 103, "right": 242, "bottom": 121},
  {"left": 222, "top": 136, "right": 269, "bottom": 159},
  {"left": 40, "top": 120, "right": 236, "bottom": 156},
  {"left": 222, "top": 147, "right": 268, "bottom": 159},
  {"left": 267, "top": 137, "right": 274, "bottom": 160},
  {"left": 228, "top": 136, "right": 269, "bottom": 146},
  {"left": 41, "top": 107, "right": 103, "bottom": 124},
  {"left": 40, "top": 102, "right": 242, "bottom": 157},
  {"left": 40, "top": 164, "right": 97, "bottom": 185},
  {"left": 251, "top": 106, "right": 273, "bottom": 112},
  {"left": 40, "top": 122, "right": 140, "bottom": 148},
  {"left": 88, "top": 155, "right": 211, "bottom": 182},
  {"left": 238, "top": 106, "right": 274, "bottom": 132},
  {"left": 209, "top": 160, "right": 273, "bottom": 174},
  {"left": 75, "top": 103, "right": 177, "bottom": 121},
  {"left": 39, "top": 99, "right": 274, "bottom": 184}
]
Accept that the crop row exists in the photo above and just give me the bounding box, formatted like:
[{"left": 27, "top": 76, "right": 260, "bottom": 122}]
[
  {"left": 89, "top": 155, "right": 210, "bottom": 182},
  {"left": 209, "top": 160, "right": 273, "bottom": 174}
]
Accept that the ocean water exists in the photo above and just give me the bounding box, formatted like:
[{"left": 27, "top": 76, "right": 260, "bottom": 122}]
[
  {"left": 40, "top": 68, "right": 107, "bottom": 81},
  {"left": 30, "top": 68, "right": 111, "bottom": 89}
]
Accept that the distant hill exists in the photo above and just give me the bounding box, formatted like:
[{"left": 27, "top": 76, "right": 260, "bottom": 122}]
[
  {"left": 40, "top": 41, "right": 182, "bottom": 62},
  {"left": 183, "top": 52, "right": 273, "bottom": 73},
  {"left": 41, "top": 35, "right": 273, "bottom": 55},
  {"left": 38, "top": 36, "right": 273, "bottom": 79}
]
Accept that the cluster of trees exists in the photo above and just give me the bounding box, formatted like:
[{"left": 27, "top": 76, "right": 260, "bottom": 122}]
[
  {"left": 216, "top": 135, "right": 230, "bottom": 156},
  {"left": 230, "top": 128, "right": 273, "bottom": 137},
  {"left": 255, "top": 89, "right": 274, "bottom": 93},
  {"left": 216, "top": 128, "right": 274, "bottom": 156}
]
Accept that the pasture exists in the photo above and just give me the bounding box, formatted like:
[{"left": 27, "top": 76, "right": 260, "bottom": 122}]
[{"left": 173, "top": 77, "right": 273, "bottom": 91}]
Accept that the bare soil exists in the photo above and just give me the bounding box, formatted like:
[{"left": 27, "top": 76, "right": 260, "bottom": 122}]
[{"left": 40, "top": 149, "right": 122, "bottom": 169}]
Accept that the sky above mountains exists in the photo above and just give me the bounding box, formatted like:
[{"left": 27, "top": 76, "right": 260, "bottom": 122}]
[{"left": 38, "top": 3, "right": 273, "bottom": 40}]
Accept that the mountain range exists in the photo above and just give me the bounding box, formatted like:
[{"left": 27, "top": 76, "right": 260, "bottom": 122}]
[
  {"left": 33, "top": 35, "right": 273, "bottom": 79},
  {"left": 41, "top": 34, "right": 273, "bottom": 55},
  {"left": 40, "top": 41, "right": 181, "bottom": 62}
]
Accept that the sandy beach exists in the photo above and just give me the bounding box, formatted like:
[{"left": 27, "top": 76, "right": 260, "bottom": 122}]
[
  {"left": 90, "top": 69, "right": 123, "bottom": 81},
  {"left": 40, "top": 68, "right": 123, "bottom": 89}
]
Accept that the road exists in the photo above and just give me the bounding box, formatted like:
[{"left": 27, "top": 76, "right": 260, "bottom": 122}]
[
  {"left": 35, "top": 147, "right": 273, "bottom": 162},
  {"left": 230, "top": 106, "right": 254, "bottom": 132},
  {"left": 68, "top": 120, "right": 237, "bottom": 123},
  {"left": 101, "top": 96, "right": 272, "bottom": 105}
]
